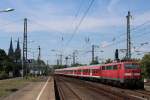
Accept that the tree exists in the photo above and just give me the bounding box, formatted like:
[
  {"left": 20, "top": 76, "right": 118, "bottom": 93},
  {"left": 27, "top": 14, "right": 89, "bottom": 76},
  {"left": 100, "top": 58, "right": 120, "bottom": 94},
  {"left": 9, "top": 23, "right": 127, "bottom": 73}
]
[
  {"left": 105, "top": 58, "right": 113, "bottom": 64},
  {"left": 71, "top": 63, "right": 84, "bottom": 67},
  {"left": 0, "top": 49, "right": 9, "bottom": 78},
  {"left": 53, "top": 65, "right": 67, "bottom": 69},
  {"left": 90, "top": 60, "right": 99, "bottom": 65},
  {"left": 140, "top": 53, "right": 150, "bottom": 78},
  {"left": 0, "top": 48, "right": 21, "bottom": 77},
  {"left": 90, "top": 56, "right": 99, "bottom": 65},
  {"left": 0, "top": 49, "right": 7, "bottom": 71},
  {"left": 0, "top": 49, "right": 7, "bottom": 58},
  {"left": 38, "top": 60, "right": 46, "bottom": 65}
]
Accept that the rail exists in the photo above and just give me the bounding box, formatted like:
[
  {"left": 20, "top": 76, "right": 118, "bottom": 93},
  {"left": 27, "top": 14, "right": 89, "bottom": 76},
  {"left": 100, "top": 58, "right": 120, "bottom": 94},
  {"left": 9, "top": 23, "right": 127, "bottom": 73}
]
[{"left": 55, "top": 77, "right": 82, "bottom": 100}]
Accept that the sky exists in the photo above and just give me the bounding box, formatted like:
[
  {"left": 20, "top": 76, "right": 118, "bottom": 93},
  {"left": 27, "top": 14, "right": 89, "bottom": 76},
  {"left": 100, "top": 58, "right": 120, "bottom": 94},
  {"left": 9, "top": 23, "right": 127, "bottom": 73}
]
[{"left": 0, "top": 0, "right": 150, "bottom": 65}]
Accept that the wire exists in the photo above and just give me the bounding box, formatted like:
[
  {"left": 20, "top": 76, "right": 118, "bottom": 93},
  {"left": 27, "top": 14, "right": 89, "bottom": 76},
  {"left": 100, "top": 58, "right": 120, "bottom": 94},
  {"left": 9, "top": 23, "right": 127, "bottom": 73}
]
[
  {"left": 101, "top": 30, "right": 150, "bottom": 49},
  {"left": 74, "top": 0, "right": 84, "bottom": 18},
  {"left": 28, "top": 19, "right": 63, "bottom": 34},
  {"left": 0, "top": 19, "right": 22, "bottom": 30},
  {"left": 101, "top": 20, "right": 150, "bottom": 49},
  {"left": 107, "top": 20, "right": 150, "bottom": 45},
  {"left": 60, "top": 1, "right": 85, "bottom": 53},
  {"left": 64, "top": 0, "right": 95, "bottom": 47},
  {"left": 131, "top": 20, "right": 150, "bottom": 31}
]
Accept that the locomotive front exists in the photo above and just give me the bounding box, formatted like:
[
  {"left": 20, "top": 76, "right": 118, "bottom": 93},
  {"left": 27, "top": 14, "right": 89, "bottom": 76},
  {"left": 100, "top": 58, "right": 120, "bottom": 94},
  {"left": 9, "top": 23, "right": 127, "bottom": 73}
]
[{"left": 123, "top": 62, "right": 144, "bottom": 89}]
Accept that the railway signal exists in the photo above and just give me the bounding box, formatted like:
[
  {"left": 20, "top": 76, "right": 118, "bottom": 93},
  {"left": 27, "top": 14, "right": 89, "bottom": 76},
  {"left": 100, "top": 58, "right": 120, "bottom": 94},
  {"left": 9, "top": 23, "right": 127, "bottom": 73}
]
[{"left": 115, "top": 49, "right": 119, "bottom": 61}]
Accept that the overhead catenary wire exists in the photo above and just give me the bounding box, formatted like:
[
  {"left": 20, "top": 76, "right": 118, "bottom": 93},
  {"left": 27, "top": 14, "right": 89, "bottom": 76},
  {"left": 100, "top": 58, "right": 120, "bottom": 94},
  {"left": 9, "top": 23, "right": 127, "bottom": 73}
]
[
  {"left": 61, "top": 0, "right": 95, "bottom": 61},
  {"left": 60, "top": 0, "right": 85, "bottom": 55},
  {"left": 74, "top": 0, "right": 84, "bottom": 19},
  {"left": 105, "top": 20, "right": 150, "bottom": 46},
  {"left": 99, "top": 19, "right": 150, "bottom": 49},
  {"left": 64, "top": 10, "right": 150, "bottom": 62},
  {"left": 131, "top": 20, "right": 150, "bottom": 31},
  {"left": 64, "top": 0, "right": 95, "bottom": 48},
  {"left": 27, "top": 19, "right": 63, "bottom": 34},
  {"left": 27, "top": 9, "right": 149, "bottom": 61},
  {"left": 102, "top": 30, "right": 150, "bottom": 49},
  {"left": 0, "top": 19, "right": 22, "bottom": 30}
]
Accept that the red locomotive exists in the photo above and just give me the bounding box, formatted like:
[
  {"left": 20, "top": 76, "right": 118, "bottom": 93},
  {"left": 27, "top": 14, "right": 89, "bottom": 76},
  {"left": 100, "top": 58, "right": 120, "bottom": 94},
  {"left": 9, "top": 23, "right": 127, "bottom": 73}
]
[{"left": 55, "top": 61, "right": 144, "bottom": 89}]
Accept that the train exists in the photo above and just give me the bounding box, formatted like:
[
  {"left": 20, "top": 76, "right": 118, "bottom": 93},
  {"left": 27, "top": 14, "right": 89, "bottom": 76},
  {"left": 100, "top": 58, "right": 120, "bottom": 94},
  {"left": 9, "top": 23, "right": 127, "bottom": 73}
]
[{"left": 54, "top": 61, "right": 144, "bottom": 89}]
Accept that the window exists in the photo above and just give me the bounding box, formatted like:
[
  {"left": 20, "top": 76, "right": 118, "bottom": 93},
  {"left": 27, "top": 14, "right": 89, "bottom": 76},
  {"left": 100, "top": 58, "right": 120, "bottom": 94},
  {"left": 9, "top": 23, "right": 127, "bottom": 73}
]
[
  {"left": 78, "top": 70, "right": 81, "bottom": 73},
  {"left": 106, "top": 66, "right": 112, "bottom": 70},
  {"left": 92, "top": 69, "right": 97, "bottom": 73},
  {"left": 102, "top": 66, "right": 105, "bottom": 70},
  {"left": 83, "top": 69, "right": 90, "bottom": 73},
  {"left": 124, "top": 63, "right": 139, "bottom": 69},
  {"left": 83, "top": 69, "right": 87, "bottom": 73},
  {"left": 113, "top": 65, "right": 118, "bottom": 70},
  {"left": 92, "top": 69, "right": 95, "bottom": 73}
]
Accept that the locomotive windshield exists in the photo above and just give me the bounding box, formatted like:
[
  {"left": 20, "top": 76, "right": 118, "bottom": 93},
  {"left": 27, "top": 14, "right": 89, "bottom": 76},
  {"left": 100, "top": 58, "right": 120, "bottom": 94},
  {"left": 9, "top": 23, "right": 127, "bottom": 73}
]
[{"left": 124, "top": 63, "right": 139, "bottom": 69}]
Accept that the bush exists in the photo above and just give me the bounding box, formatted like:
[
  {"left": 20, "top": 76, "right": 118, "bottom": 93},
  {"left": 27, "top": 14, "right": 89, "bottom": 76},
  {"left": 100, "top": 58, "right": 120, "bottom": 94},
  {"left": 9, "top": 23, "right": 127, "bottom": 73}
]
[
  {"left": 140, "top": 53, "right": 150, "bottom": 79},
  {"left": 0, "top": 71, "right": 8, "bottom": 79}
]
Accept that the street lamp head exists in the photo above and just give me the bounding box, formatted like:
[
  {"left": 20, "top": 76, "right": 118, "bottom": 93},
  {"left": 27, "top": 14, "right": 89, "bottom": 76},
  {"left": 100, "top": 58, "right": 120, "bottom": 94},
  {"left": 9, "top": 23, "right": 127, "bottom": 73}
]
[{"left": 0, "top": 8, "right": 15, "bottom": 12}]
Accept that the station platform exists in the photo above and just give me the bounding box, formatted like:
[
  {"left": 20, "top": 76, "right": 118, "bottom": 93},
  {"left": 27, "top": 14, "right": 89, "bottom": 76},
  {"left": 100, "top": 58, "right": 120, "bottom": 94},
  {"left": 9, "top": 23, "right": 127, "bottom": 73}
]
[{"left": 3, "top": 76, "right": 55, "bottom": 100}]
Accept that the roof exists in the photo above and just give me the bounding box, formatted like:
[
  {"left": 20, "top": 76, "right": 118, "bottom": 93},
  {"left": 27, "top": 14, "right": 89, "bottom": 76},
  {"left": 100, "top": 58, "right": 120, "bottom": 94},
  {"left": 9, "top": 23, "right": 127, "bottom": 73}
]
[{"left": 55, "top": 61, "right": 139, "bottom": 71}]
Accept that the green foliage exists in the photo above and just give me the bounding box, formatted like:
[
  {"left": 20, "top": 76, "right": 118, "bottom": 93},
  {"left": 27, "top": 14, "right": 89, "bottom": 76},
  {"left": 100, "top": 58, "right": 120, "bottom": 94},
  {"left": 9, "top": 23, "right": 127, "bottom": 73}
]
[
  {"left": 140, "top": 53, "right": 150, "bottom": 78},
  {"left": 0, "top": 48, "right": 22, "bottom": 78},
  {"left": 53, "top": 65, "right": 67, "bottom": 69},
  {"left": 0, "top": 71, "right": 8, "bottom": 79},
  {"left": 90, "top": 60, "right": 99, "bottom": 65},
  {"left": 0, "top": 49, "right": 8, "bottom": 71},
  {"left": 37, "top": 59, "right": 46, "bottom": 65},
  {"left": 0, "top": 49, "right": 7, "bottom": 59},
  {"left": 105, "top": 58, "right": 113, "bottom": 64},
  {"left": 71, "top": 63, "right": 84, "bottom": 67},
  {"left": 121, "top": 57, "right": 141, "bottom": 62}
]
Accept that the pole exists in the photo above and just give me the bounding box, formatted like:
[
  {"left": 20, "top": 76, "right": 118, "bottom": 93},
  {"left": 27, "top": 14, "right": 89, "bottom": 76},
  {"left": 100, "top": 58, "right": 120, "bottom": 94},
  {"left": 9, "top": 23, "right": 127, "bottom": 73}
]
[
  {"left": 126, "top": 11, "right": 131, "bottom": 59},
  {"left": 60, "top": 54, "right": 62, "bottom": 65},
  {"left": 38, "top": 46, "right": 41, "bottom": 61},
  {"left": 21, "top": 56, "right": 24, "bottom": 78},
  {"left": 57, "top": 59, "right": 59, "bottom": 65},
  {"left": 37, "top": 46, "right": 41, "bottom": 69},
  {"left": 23, "top": 18, "right": 27, "bottom": 76},
  {"left": 32, "top": 52, "right": 34, "bottom": 59},
  {"left": 46, "top": 60, "right": 48, "bottom": 75},
  {"left": 92, "top": 45, "right": 94, "bottom": 62},
  {"left": 73, "top": 52, "right": 75, "bottom": 65},
  {"left": 47, "top": 60, "right": 48, "bottom": 66},
  {"left": 65, "top": 56, "right": 68, "bottom": 66}
]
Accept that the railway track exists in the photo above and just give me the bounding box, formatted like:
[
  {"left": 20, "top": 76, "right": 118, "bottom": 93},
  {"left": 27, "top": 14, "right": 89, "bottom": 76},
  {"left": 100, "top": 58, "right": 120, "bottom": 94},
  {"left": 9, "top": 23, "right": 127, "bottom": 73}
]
[
  {"left": 69, "top": 78, "right": 142, "bottom": 100},
  {"left": 85, "top": 80, "right": 150, "bottom": 100},
  {"left": 88, "top": 81, "right": 150, "bottom": 100},
  {"left": 55, "top": 77, "right": 82, "bottom": 100},
  {"left": 130, "top": 90, "right": 150, "bottom": 100},
  {"left": 55, "top": 76, "right": 148, "bottom": 100},
  {"left": 62, "top": 78, "right": 120, "bottom": 99},
  {"left": 56, "top": 76, "right": 145, "bottom": 100},
  {"left": 135, "top": 90, "right": 150, "bottom": 96}
]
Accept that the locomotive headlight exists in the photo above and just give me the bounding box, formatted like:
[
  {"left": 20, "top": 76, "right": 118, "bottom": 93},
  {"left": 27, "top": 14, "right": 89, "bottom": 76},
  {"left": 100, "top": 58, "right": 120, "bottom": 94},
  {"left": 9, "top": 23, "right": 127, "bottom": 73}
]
[
  {"left": 125, "top": 73, "right": 140, "bottom": 76},
  {"left": 124, "top": 73, "right": 132, "bottom": 76},
  {"left": 133, "top": 73, "right": 140, "bottom": 76}
]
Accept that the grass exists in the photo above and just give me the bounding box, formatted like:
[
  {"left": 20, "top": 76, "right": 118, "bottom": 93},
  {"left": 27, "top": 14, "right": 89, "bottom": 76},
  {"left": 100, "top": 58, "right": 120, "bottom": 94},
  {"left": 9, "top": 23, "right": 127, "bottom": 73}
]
[{"left": 0, "top": 76, "right": 45, "bottom": 98}]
